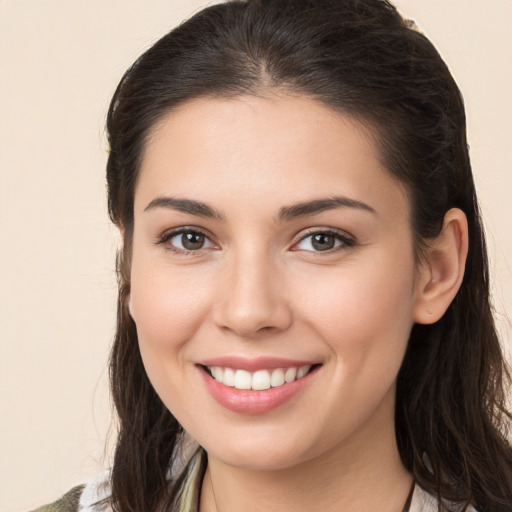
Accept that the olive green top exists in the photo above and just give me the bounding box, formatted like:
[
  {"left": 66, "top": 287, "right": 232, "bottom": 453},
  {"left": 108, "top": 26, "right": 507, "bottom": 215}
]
[
  {"left": 29, "top": 485, "right": 85, "bottom": 512},
  {"left": 27, "top": 451, "right": 204, "bottom": 512}
]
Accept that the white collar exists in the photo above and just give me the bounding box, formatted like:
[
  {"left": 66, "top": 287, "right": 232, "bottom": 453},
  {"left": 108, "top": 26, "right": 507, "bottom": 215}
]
[
  {"left": 78, "top": 470, "right": 111, "bottom": 511},
  {"left": 410, "top": 485, "right": 477, "bottom": 512}
]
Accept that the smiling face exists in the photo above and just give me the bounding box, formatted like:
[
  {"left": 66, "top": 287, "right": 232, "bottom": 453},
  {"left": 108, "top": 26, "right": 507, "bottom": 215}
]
[{"left": 129, "top": 94, "right": 426, "bottom": 471}]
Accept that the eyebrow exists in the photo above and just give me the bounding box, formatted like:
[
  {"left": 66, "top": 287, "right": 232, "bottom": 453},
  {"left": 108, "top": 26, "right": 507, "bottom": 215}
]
[
  {"left": 143, "top": 195, "right": 376, "bottom": 222},
  {"left": 144, "top": 197, "right": 225, "bottom": 220},
  {"left": 276, "top": 196, "right": 377, "bottom": 222}
]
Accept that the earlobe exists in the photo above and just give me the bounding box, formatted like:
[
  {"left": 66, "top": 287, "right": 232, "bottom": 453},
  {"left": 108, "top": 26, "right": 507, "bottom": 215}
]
[{"left": 413, "top": 208, "right": 469, "bottom": 325}]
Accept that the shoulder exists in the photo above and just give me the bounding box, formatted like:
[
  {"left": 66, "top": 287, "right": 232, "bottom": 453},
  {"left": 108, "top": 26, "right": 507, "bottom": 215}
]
[
  {"left": 29, "top": 471, "right": 111, "bottom": 512},
  {"left": 410, "top": 485, "right": 479, "bottom": 512},
  {"left": 28, "top": 448, "right": 204, "bottom": 512}
]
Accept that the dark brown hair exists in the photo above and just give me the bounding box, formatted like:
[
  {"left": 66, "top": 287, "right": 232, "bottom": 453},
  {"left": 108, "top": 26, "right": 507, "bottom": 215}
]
[{"left": 105, "top": 1, "right": 512, "bottom": 510}]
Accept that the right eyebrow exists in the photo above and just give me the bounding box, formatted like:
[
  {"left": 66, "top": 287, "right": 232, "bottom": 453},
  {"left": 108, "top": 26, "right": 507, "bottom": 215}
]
[{"left": 143, "top": 196, "right": 225, "bottom": 221}]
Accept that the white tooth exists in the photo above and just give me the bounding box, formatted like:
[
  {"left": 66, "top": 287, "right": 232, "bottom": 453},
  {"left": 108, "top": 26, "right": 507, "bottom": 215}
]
[
  {"left": 212, "top": 367, "right": 224, "bottom": 382},
  {"left": 252, "top": 370, "right": 271, "bottom": 390},
  {"left": 284, "top": 367, "right": 297, "bottom": 383},
  {"left": 223, "top": 368, "right": 235, "bottom": 387},
  {"left": 296, "top": 365, "right": 311, "bottom": 379},
  {"left": 234, "top": 369, "right": 252, "bottom": 390},
  {"left": 270, "top": 368, "right": 285, "bottom": 387}
]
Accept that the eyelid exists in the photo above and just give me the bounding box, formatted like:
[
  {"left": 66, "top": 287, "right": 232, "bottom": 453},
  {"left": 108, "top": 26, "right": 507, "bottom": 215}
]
[
  {"left": 156, "top": 226, "right": 218, "bottom": 253},
  {"left": 290, "top": 227, "right": 355, "bottom": 252}
]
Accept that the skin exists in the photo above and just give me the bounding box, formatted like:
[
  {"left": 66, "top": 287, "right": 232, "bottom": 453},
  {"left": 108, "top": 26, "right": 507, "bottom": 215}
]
[{"left": 128, "top": 94, "right": 468, "bottom": 511}]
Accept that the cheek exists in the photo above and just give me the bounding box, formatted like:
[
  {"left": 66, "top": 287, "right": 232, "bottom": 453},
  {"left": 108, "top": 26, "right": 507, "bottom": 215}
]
[
  {"left": 293, "top": 254, "right": 417, "bottom": 367},
  {"left": 129, "top": 257, "right": 214, "bottom": 414},
  {"left": 130, "top": 257, "right": 211, "bottom": 349},
  {"left": 291, "top": 258, "right": 416, "bottom": 443},
  {"left": 128, "top": 251, "right": 216, "bottom": 410}
]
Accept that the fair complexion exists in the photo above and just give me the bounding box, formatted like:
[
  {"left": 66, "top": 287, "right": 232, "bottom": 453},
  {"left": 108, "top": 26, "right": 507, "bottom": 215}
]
[{"left": 128, "top": 94, "right": 468, "bottom": 512}]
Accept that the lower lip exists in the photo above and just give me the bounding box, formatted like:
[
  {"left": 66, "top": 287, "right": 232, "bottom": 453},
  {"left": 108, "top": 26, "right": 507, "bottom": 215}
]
[{"left": 199, "top": 366, "right": 319, "bottom": 414}]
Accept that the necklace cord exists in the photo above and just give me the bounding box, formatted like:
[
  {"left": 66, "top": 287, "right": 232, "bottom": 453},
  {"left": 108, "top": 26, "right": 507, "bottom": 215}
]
[{"left": 209, "top": 468, "right": 220, "bottom": 512}]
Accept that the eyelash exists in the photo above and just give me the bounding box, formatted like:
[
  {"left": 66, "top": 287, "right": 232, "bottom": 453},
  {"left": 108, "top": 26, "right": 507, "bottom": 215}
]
[
  {"left": 156, "top": 227, "right": 216, "bottom": 255},
  {"left": 292, "top": 228, "right": 355, "bottom": 254},
  {"left": 156, "top": 227, "right": 355, "bottom": 255}
]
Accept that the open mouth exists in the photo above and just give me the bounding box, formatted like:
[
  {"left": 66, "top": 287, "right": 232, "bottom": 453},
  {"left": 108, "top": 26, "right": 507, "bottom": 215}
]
[{"left": 202, "top": 364, "right": 321, "bottom": 391}]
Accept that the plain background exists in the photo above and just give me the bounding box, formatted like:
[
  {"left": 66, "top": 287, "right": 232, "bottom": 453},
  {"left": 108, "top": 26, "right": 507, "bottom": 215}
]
[{"left": 1, "top": 1, "right": 511, "bottom": 510}]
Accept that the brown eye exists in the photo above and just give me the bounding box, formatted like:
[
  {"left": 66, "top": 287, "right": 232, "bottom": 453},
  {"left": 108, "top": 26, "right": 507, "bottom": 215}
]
[
  {"left": 311, "top": 233, "right": 336, "bottom": 251},
  {"left": 166, "top": 229, "right": 214, "bottom": 252},
  {"left": 181, "top": 231, "right": 205, "bottom": 250},
  {"left": 294, "top": 230, "right": 353, "bottom": 253}
]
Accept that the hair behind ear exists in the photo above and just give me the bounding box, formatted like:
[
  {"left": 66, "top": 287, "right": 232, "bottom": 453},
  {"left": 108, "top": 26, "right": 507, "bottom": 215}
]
[{"left": 396, "top": 203, "right": 512, "bottom": 510}]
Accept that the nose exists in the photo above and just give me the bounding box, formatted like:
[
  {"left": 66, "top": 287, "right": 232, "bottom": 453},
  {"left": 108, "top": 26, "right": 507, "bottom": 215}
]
[{"left": 212, "top": 249, "right": 292, "bottom": 338}]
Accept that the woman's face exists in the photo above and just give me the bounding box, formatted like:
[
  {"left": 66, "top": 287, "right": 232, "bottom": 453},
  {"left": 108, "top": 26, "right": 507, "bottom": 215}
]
[{"left": 129, "top": 94, "right": 426, "bottom": 470}]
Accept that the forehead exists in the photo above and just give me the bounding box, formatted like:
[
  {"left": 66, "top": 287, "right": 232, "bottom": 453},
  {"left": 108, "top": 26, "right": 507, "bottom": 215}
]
[{"left": 136, "top": 94, "right": 408, "bottom": 221}]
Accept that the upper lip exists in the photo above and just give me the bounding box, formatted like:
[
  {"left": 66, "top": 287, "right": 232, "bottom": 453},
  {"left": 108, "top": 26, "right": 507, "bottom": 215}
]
[{"left": 198, "top": 356, "right": 319, "bottom": 372}]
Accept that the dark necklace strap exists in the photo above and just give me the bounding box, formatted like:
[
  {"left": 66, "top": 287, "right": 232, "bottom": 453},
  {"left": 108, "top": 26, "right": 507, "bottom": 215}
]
[{"left": 402, "top": 480, "right": 416, "bottom": 512}]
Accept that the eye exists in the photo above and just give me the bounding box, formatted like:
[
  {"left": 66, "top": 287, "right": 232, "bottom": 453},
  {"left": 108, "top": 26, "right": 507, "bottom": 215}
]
[
  {"left": 159, "top": 228, "right": 216, "bottom": 253},
  {"left": 293, "top": 230, "right": 353, "bottom": 252}
]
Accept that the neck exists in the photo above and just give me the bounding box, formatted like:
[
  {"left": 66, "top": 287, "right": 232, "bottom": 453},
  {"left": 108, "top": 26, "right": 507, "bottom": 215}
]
[{"left": 199, "top": 407, "right": 412, "bottom": 512}]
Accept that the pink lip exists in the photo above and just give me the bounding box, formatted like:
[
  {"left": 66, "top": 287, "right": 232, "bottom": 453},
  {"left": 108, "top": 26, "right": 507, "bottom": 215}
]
[
  {"left": 199, "top": 356, "right": 317, "bottom": 372},
  {"left": 198, "top": 364, "right": 320, "bottom": 414}
]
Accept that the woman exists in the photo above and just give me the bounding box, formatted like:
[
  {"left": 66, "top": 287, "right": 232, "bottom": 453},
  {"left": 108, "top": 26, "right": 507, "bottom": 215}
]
[{"left": 33, "top": 0, "right": 512, "bottom": 511}]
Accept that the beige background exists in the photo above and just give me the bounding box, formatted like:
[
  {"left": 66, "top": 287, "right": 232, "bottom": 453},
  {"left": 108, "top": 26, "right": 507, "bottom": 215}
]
[{"left": 1, "top": 1, "right": 511, "bottom": 510}]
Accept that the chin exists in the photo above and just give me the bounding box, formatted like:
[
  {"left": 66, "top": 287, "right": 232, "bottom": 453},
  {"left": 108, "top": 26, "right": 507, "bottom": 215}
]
[
  {"left": 207, "top": 444, "right": 311, "bottom": 472},
  {"left": 191, "top": 422, "right": 325, "bottom": 472}
]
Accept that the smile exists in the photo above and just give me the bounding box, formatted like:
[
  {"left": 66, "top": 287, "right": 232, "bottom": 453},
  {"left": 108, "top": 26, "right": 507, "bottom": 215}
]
[
  {"left": 206, "top": 365, "right": 313, "bottom": 390},
  {"left": 199, "top": 361, "right": 321, "bottom": 414}
]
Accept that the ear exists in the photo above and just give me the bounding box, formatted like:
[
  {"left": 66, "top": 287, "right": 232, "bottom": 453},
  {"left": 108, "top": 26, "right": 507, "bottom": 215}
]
[{"left": 413, "top": 208, "right": 469, "bottom": 324}]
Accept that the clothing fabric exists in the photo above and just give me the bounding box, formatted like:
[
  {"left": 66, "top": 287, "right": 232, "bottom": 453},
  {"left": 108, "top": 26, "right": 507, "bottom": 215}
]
[
  {"left": 29, "top": 450, "right": 478, "bottom": 512},
  {"left": 29, "top": 485, "right": 85, "bottom": 512}
]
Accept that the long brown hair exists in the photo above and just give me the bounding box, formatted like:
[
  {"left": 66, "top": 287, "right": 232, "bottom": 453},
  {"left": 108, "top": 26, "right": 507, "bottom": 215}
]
[{"left": 105, "top": 1, "right": 512, "bottom": 510}]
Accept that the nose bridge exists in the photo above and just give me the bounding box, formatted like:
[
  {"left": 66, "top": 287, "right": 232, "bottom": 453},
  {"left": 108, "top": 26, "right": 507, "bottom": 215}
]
[{"left": 213, "top": 243, "right": 291, "bottom": 337}]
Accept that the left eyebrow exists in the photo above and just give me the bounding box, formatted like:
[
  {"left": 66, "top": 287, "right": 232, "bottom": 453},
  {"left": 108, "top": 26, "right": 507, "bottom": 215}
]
[{"left": 276, "top": 196, "right": 377, "bottom": 222}]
